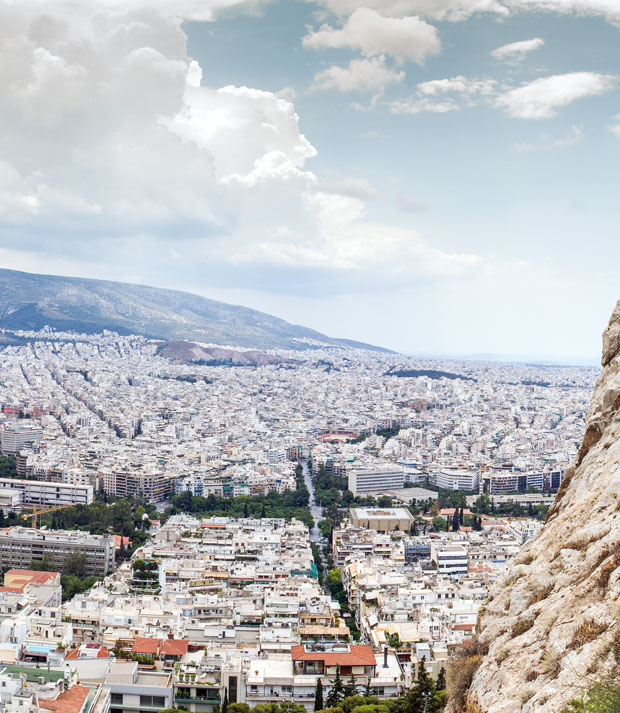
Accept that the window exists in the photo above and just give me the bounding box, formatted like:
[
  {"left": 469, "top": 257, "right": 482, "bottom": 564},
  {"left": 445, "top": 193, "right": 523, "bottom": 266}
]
[
  {"left": 139, "top": 696, "right": 166, "bottom": 707},
  {"left": 110, "top": 694, "right": 123, "bottom": 704}
]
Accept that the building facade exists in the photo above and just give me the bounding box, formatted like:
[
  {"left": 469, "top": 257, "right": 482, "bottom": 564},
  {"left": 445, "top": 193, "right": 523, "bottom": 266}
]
[
  {"left": 0, "top": 527, "right": 115, "bottom": 577},
  {"left": 348, "top": 468, "right": 405, "bottom": 496}
]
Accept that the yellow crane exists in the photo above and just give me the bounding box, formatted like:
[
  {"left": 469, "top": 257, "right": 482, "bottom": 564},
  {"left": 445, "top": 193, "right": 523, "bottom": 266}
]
[{"left": 21, "top": 503, "right": 74, "bottom": 529}]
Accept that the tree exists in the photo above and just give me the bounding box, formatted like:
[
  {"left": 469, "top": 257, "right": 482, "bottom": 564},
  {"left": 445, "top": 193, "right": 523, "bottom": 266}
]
[
  {"left": 344, "top": 673, "right": 358, "bottom": 698},
  {"left": 228, "top": 705, "right": 251, "bottom": 713},
  {"left": 458, "top": 507, "right": 464, "bottom": 526},
  {"left": 64, "top": 550, "right": 87, "bottom": 578},
  {"left": 362, "top": 677, "right": 372, "bottom": 698},
  {"left": 391, "top": 657, "right": 441, "bottom": 713},
  {"left": 326, "top": 666, "right": 345, "bottom": 708},
  {"left": 451, "top": 510, "right": 459, "bottom": 532},
  {"left": 314, "top": 678, "right": 324, "bottom": 712},
  {"left": 30, "top": 553, "right": 55, "bottom": 572},
  {"left": 436, "top": 668, "right": 446, "bottom": 691},
  {"left": 432, "top": 517, "right": 447, "bottom": 533},
  {"left": 222, "top": 688, "right": 228, "bottom": 713}
]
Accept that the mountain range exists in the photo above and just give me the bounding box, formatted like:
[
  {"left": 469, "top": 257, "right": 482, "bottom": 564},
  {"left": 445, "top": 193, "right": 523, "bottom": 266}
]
[{"left": 0, "top": 268, "right": 387, "bottom": 351}]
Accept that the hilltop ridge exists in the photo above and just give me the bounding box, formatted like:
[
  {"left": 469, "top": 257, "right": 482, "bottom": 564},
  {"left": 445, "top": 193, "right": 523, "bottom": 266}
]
[{"left": 0, "top": 268, "right": 388, "bottom": 352}]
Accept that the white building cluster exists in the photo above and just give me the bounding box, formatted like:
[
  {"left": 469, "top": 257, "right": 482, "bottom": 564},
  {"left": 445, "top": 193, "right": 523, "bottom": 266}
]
[{"left": 0, "top": 330, "right": 596, "bottom": 506}]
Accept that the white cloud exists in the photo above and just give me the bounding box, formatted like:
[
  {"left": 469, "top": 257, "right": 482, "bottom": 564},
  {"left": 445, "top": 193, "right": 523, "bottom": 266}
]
[
  {"left": 609, "top": 114, "right": 620, "bottom": 138},
  {"left": 496, "top": 72, "right": 617, "bottom": 118},
  {"left": 233, "top": 191, "right": 483, "bottom": 277},
  {"left": 507, "top": 0, "right": 620, "bottom": 24},
  {"left": 312, "top": 56, "right": 405, "bottom": 92},
  {"left": 515, "top": 124, "right": 584, "bottom": 151},
  {"left": 317, "top": 174, "right": 378, "bottom": 200},
  {"left": 389, "top": 97, "right": 460, "bottom": 114},
  {"left": 490, "top": 37, "right": 544, "bottom": 61},
  {"left": 0, "top": 0, "right": 484, "bottom": 299},
  {"left": 302, "top": 7, "right": 440, "bottom": 64},
  {"left": 0, "top": 1, "right": 320, "bottom": 260},
  {"left": 308, "top": 0, "right": 509, "bottom": 21},
  {"left": 165, "top": 84, "right": 316, "bottom": 184},
  {"left": 417, "top": 75, "right": 497, "bottom": 96},
  {"left": 389, "top": 75, "right": 495, "bottom": 113},
  {"left": 309, "top": 0, "right": 620, "bottom": 23}
]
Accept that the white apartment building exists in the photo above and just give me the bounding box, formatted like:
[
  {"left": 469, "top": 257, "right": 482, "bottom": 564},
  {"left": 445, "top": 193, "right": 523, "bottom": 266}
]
[
  {"left": 0, "top": 488, "right": 23, "bottom": 513},
  {"left": 0, "top": 527, "right": 116, "bottom": 576},
  {"left": 0, "top": 477, "right": 93, "bottom": 506},
  {"left": 1, "top": 423, "right": 43, "bottom": 454},
  {"left": 433, "top": 468, "right": 480, "bottom": 491},
  {"left": 431, "top": 544, "right": 469, "bottom": 576},
  {"left": 348, "top": 467, "right": 405, "bottom": 496}
]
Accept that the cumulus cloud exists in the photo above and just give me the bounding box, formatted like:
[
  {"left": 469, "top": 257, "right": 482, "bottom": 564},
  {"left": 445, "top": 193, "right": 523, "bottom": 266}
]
[
  {"left": 0, "top": 1, "right": 320, "bottom": 266},
  {"left": 165, "top": 83, "right": 316, "bottom": 185},
  {"left": 515, "top": 124, "right": 584, "bottom": 151},
  {"left": 312, "top": 56, "right": 405, "bottom": 92},
  {"left": 490, "top": 37, "right": 544, "bottom": 61},
  {"left": 302, "top": 7, "right": 440, "bottom": 64},
  {"left": 0, "top": 0, "right": 488, "bottom": 299},
  {"left": 496, "top": 72, "right": 617, "bottom": 118},
  {"left": 232, "top": 191, "right": 482, "bottom": 279}
]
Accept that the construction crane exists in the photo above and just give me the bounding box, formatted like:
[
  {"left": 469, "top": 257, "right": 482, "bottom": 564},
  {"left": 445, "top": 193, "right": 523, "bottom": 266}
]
[{"left": 21, "top": 503, "right": 74, "bottom": 529}]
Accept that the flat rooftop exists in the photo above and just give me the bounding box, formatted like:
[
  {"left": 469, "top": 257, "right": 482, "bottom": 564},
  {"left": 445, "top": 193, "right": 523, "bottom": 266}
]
[{"left": 350, "top": 507, "right": 413, "bottom": 519}]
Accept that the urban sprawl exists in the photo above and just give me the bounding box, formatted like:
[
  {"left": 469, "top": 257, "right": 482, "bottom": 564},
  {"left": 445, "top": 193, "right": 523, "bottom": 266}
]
[{"left": 0, "top": 329, "right": 598, "bottom": 713}]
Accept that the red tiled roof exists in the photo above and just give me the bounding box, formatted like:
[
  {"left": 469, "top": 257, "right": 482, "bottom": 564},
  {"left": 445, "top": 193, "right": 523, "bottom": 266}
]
[
  {"left": 5, "top": 569, "right": 59, "bottom": 584},
  {"left": 38, "top": 685, "right": 89, "bottom": 713},
  {"left": 291, "top": 645, "right": 376, "bottom": 667},
  {"left": 161, "top": 639, "right": 189, "bottom": 657},
  {"left": 131, "top": 637, "right": 160, "bottom": 654},
  {"left": 439, "top": 509, "right": 473, "bottom": 516},
  {"left": 65, "top": 645, "right": 110, "bottom": 660},
  {"left": 453, "top": 624, "right": 475, "bottom": 631}
]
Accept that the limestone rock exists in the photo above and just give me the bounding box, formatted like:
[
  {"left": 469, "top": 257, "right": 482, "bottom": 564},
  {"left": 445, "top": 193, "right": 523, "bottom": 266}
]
[{"left": 461, "top": 300, "right": 620, "bottom": 712}]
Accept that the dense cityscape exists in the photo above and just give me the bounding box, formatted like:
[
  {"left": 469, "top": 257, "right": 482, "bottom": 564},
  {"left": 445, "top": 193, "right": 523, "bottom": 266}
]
[{"left": 0, "top": 328, "right": 598, "bottom": 713}]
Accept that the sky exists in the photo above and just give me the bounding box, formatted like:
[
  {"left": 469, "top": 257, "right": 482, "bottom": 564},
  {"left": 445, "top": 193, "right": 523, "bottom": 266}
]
[{"left": 0, "top": 1, "right": 619, "bottom": 362}]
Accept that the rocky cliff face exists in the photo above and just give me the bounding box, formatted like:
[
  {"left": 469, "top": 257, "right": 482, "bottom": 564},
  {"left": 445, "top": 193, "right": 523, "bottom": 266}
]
[{"left": 462, "top": 302, "right": 620, "bottom": 712}]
